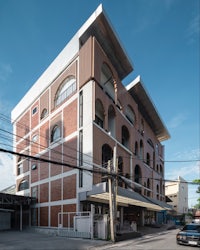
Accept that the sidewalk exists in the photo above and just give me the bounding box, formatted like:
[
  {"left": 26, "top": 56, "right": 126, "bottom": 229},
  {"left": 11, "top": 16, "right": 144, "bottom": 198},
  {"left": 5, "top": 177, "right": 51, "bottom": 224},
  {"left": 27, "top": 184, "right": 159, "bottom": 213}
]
[{"left": 138, "top": 223, "right": 176, "bottom": 235}]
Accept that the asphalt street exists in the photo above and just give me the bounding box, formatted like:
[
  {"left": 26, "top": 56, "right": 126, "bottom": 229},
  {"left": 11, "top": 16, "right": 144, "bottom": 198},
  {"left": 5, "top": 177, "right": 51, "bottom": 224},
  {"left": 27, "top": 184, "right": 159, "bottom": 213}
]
[{"left": 0, "top": 230, "right": 110, "bottom": 250}]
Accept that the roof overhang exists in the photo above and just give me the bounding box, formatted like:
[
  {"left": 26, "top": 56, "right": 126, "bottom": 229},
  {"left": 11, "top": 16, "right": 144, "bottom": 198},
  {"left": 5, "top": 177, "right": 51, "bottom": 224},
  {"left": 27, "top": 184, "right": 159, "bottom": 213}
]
[
  {"left": 145, "top": 197, "right": 173, "bottom": 211},
  {"left": 126, "top": 76, "right": 170, "bottom": 142},
  {"left": 0, "top": 193, "right": 36, "bottom": 209},
  {"left": 80, "top": 183, "right": 169, "bottom": 212},
  {"left": 78, "top": 4, "right": 133, "bottom": 80}
]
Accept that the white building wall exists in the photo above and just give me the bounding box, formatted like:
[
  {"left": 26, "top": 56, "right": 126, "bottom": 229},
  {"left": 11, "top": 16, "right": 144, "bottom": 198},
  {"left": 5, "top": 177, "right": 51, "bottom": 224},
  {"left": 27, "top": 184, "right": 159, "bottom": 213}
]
[
  {"left": 80, "top": 80, "right": 94, "bottom": 191},
  {"left": 165, "top": 176, "right": 188, "bottom": 214},
  {"left": 177, "top": 178, "right": 188, "bottom": 214}
]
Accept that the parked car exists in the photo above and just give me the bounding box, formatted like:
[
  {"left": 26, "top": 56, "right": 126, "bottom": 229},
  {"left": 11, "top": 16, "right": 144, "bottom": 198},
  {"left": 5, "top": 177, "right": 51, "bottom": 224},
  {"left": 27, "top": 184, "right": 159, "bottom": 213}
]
[{"left": 176, "top": 223, "right": 200, "bottom": 247}]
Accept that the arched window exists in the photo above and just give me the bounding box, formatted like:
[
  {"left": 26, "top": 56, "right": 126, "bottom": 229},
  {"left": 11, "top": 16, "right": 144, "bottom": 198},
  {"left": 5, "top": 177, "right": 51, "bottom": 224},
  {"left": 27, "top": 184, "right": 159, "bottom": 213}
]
[
  {"left": 135, "top": 141, "right": 138, "bottom": 156},
  {"left": 102, "top": 144, "right": 113, "bottom": 168},
  {"left": 18, "top": 179, "right": 29, "bottom": 191},
  {"left": 147, "top": 178, "right": 151, "bottom": 197},
  {"left": 125, "top": 105, "right": 136, "bottom": 125},
  {"left": 55, "top": 76, "right": 76, "bottom": 106},
  {"left": 122, "top": 125, "right": 130, "bottom": 148},
  {"left": 157, "top": 184, "right": 159, "bottom": 193},
  {"left": 146, "top": 153, "right": 150, "bottom": 166},
  {"left": 17, "top": 157, "right": 23, "bottom": 175},
  {"left": 160, "top": 164, "right": 163, "bottom": 176},
  {"left": 100, "top": 63, "right": 115, "bottom": 101},
  {"left": 135, "top": 165, "right": 142, "bottom": 184},
  {"left": 141, "top": 119, "right": 144, "bottom": 133},
  {"left": 108, "top": 105, "right": 115, "bottom": 137},
  {"left": 41, "top": 108, "right": 48, "bottom": 120},
  {"left": 157, "top": 184, "right": 159, "bottom": 200},
  {"left": 51, "top": 125, "right": 61, "bottom": 142},
  {"left": 134, "top": 165, "right": 142, "bottom": 194},
  {"left": 95, "top": 99, "right": 104, "bottom": 128},
  {"left": 139, "top": 140, "right": 144, "bottom": 161},
  {"left": 147, "top": 139, "right": 154, "bottom": 148},
  {"left": 32, "top": 134, "right": 38, "bottom": 143}
]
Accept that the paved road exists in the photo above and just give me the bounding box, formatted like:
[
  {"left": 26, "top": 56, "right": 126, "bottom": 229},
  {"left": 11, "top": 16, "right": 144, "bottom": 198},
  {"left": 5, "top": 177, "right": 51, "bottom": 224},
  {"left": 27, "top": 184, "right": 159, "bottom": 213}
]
[
  {"left": 95, "top": 229, "right": 196, "bottom": 250},
  {"left": 0, "top": 230, "right": 110, "bottom": 250},
  {"left": 0, "top": 227, "right": 183, "bottom": 250}
]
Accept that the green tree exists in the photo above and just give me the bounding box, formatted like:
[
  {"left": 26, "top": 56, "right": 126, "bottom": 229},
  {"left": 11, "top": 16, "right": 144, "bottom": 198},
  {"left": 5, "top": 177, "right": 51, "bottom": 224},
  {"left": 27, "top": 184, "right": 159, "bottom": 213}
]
[{"left": 193, "top": 179, "right": 200, "bottom": 209}]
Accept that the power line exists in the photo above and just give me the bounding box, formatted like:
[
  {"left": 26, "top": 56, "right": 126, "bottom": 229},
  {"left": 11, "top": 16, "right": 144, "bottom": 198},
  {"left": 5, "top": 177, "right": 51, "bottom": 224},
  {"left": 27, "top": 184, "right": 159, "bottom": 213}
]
[
  {"left": 0, "top": 113, "right": 108, "bottom": 168},
  {"left": 0, "top": 147, "right": 111, "bottom": 176},
  {"left": 0, "top": 112, "right": 199, "bottom": 167},
  {"left": 0, "top": 147, "right": 199, "bottom": 186}
]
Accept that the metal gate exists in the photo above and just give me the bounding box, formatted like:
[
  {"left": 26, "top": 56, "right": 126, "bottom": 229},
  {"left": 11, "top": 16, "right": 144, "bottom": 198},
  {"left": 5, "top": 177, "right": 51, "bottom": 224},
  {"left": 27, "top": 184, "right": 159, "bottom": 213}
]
[{"left": 57, "top": 211, "right": 93, "bottom": 239}]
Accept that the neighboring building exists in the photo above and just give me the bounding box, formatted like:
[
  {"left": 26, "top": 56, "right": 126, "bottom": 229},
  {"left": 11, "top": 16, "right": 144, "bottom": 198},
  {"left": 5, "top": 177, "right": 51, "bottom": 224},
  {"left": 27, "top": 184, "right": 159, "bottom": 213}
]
[
  {"left": 11, "top": 5, "right": 170, "bottom": 238},
  {"left": 0, "top": 184, "right": 16, "bottom": 195},
  {"left": 165, "top": 176, "right": 188, "bottom": 215}
]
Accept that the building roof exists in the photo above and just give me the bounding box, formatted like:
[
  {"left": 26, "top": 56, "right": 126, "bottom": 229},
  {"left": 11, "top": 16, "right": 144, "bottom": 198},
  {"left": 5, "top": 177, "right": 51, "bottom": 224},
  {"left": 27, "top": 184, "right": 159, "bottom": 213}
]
[
  {"left": 0, "top": 192, "right": 36, "bottom": 209},
  {"left": 0, "top": 184, "right": 16, "bottom": 195},
  {"left": 80, "top": 182, "right": 172, "bottom": 211},
  {"left": 11, "top": 4, "right": 133, "bottom": 122},
  {"left": 78, "top": 4, "right": 133, "bottom": 80},
  {"left": 126, "top": 75, "right": 170, "bottom": 142}
]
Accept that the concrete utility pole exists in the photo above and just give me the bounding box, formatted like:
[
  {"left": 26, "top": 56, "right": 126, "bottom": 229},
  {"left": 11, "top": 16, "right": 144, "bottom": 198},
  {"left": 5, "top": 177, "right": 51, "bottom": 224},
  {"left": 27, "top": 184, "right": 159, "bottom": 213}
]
[
  {"left": 108, "top": 146, "right": 118, "bottom": 242},
  {"left": 108, "top": 160, "right": 115, "bottom": 242}
]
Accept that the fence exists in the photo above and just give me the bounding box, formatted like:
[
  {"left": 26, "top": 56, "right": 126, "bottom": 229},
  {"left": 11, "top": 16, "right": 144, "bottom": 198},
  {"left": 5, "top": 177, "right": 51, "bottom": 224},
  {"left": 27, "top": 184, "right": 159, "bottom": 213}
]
[{"left": 57, "top": 211, "right": 93, "bottom": 239}]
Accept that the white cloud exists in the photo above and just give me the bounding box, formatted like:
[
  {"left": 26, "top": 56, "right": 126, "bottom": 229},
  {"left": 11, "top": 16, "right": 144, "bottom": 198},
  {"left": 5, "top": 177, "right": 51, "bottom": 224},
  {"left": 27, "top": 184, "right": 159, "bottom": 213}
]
[
  {"left": 167, "top": 113, "right": 187, "bottom": 129},
  {"left": 173, "top": 148, "right": 200, "bottom": 161},
  {"left": 0, "top": 152, "right": 15, "bottom": 190},
  {"left": 186, "top": 13, "right": 200, "bottom": 44},
  {"left": 166, "top": 161, "right": 200, "bottom": 181},
  {"left": 0, "top": 62, "right": 13, "bottom": 82}
]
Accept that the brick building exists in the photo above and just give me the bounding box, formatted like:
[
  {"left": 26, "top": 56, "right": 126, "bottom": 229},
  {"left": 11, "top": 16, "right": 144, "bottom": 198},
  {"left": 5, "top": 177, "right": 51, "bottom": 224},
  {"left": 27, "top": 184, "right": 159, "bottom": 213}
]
[{"left": 11, "top": 5, "right": 171, "bottom": 237}]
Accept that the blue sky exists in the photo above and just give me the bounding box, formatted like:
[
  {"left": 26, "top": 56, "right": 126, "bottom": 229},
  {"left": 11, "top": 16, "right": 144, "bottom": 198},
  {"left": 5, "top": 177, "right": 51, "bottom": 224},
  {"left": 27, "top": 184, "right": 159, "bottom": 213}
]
[{"left": 0, "top": 0, "right": 199, "bottom": 207}]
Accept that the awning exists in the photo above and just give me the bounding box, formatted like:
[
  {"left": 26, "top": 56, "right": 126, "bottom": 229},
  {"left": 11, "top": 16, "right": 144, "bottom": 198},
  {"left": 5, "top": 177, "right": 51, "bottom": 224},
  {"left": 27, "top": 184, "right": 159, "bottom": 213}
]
[
  {"left": 79, "top": 183, "right": 167, "bottom": 212},
  {"left": 145, "top": 197, "right": 173, "bottom": 211}
]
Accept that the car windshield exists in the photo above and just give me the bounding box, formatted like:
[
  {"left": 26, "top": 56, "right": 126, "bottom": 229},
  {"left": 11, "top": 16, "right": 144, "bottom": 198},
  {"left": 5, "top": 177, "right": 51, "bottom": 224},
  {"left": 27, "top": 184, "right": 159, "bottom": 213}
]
[{"left": 183, "top": 224, "right": 200, "bottom": 232}]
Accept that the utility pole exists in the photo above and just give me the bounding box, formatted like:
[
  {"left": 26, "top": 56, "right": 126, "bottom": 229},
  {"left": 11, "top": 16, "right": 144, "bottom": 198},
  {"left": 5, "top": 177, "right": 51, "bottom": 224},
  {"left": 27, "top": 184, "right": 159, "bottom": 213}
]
[
  {"left": 108, "top": 160, "right": 115, "bottom": 242},
  {"left": 108, "top": 146, "right": 117, "bottom": 242}
]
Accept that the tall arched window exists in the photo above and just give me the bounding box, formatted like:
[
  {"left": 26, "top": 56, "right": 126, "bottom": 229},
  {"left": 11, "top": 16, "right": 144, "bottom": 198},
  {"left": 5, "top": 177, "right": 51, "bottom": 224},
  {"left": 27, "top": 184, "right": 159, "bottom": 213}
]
[
  {"left": 108, "top": 105, "right": 116, "bottom": 137},
  {"left": 134, "top": 165, "right": 142, "bottom": 194},
  {"left": 55, "top": 76, "right": 76, "bottom": 106},
  {"left": 122, "top": 125, "right": 130, "bottom": 148},
  {"left": 139, "top": 140, "right": 144, "bottom": 161},
  {"left": 160, "top": 164, "right": 163, "bottom": 176},
  {"left": 18, "top": 179, "right": 29, "bottom": 191},
  {"left": 101, "top": 63, "right": 115, "bottom": 101},
  {"left": 157, "top": 184, "right": 159, "bottom": 200},
  {"left": 95, "top": 99, "right": 104, "bottom": 128},
  {"left": 102, "top": 144, "right": 113, "bottom": 168},
  {"left": 51, "top": 125, "right": 61, "bottom": 142},
  {"left": 125, "top": 105, "right": 136, "bottom": 125},
  {"left": 146, "top": 153, "right": 150, "bottom": 166},
  {"left": 135, "top": 165, "right": 142, "bottom": 184},
  {"left": 135, "top": 141, "right": 138, "bottom": 156}
]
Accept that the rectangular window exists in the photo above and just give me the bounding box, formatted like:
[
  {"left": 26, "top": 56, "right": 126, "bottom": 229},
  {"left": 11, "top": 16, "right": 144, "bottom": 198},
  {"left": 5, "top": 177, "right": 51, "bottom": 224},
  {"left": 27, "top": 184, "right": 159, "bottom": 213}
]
[
  {"left": 79, "top": 91, "right": 83, "bottom": 128},
  {"left": 17, "top": 163, "right": 23, "bottom": 175},
  {"left": 32, "top": 106, "right": 38, "bottom": 115}
]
